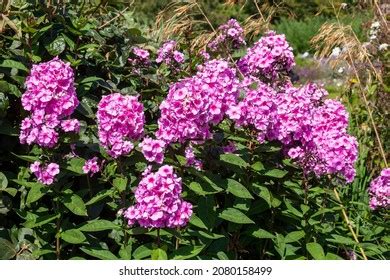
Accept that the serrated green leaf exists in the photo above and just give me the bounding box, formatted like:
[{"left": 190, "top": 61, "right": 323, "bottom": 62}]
[{"left": 219, "top": 208, "right": 254, "bottom": 224}]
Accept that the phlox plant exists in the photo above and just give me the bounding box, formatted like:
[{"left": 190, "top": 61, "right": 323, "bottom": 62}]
[{"left": 0, "top": 2, "right": 388, "bottom": 260}]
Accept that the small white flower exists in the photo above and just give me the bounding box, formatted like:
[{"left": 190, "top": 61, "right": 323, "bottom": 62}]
[
  {"left": 370, "top": 34, "right": 377, "bottom": 41},
  {"left": 338, "top": 67, "right": 345, "bottom": 73},
  {"left": 341, "top": 3, "right": 347, "bottom": 9},
  {"left": 379, "top": 43, "right": 388, "bottom": 51},
  {"left": 371, "top": 21, "right": 380, "bottom": 29},
  {"left": 301, "top": 51, "right": 310, "bottom": 58},
  {"left": 331, "top": 47, "right": 342, "bottom": 57}
]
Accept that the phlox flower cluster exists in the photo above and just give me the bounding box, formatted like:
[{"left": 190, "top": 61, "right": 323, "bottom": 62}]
[
  {"left": 369, "top": 168, "right": 390, "bottom": 210},
  {"left": 268, "top": 83, "right": 358, "bottom": 182},
  {"left": 208, "top": 19, "right": 246, "bottom": 53},
  {"left": 30, "top": 161, "right": 60, "bottom": 185},
  {"left": 139, "top": 137, "right": 165, "bottom": 164},
  {"left": 128, "top": 47, "right": 150, "bottom": 71},
  {"left": 238, "top": 31, "right": 295, "bottom": 79},
  {"left": 123, "top": 165, "right": 193, "bottom": 228},
  {"left": 156, "top": 40, "right": 185, "bottom": 71},
  {"left": 96, "top": 93, "right": 145, "bottom": 158},
  {"left": 82, "top": 157, "right": 100, "bottom": 176},
  {"left": 20, "top": 57, "right": 79, "bottom": 148},
  {"left": 227, "top": 81, "right": 276, "bottom": 143},
  {"left": 156, "top": 59, "right": 239, "bottom": 144}
]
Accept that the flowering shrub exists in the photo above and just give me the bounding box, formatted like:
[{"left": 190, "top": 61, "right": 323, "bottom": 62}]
[{"left": 0, "top": 3, "right": 388, "bottom": 261}]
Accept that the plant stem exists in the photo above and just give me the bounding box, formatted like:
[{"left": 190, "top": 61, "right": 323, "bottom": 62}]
[
  {"left": 333, "top": 187, "right": 368, "bottom": 260},
  {"left": 156, "top": 228, "right": 161, "bottom": 247}
]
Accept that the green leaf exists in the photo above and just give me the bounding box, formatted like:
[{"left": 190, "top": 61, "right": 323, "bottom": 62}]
[
  {"left": 187, "top": 181, "right": 219, "bottom": 196},
  {"left": 80, "top": 248, "right": 118, "bottom": 260},
  {"left": 62, "top": 193, "right": 87, "bottom": 216},
  {"left": 219, "top": 208, "right": 254, "bottom": 224},
  {"left": 172, "top": 245, "right": 205, "bottom": 260},
  {"left": 253, "top": 184, "right": 272, "bottom": 207},
  {"left": 251, "top": 161, "right": 264, "bottom": 171},
  {"left": 285, "top": 231, "right": 305, "bottom": 243},
  {"left": 65, "top": 158, "right": 85, "bottom": 175},
  {"left": 226, "top": 179, "right": 253, "bottom": 199},
  {"left": 189, "top": 214, "right": 208, "bottom": 230},
  {"left": 306, "top": 243, "right": 325, "bottom": 260},
  {"left": 133, "top": 244, "right": 153, "bottom": 260},
  {"left": 325, "top": 253, "right": 343, "bottom": 260},
  {"left": 119, "top": 244, "right": 132, "bottom": 260},
  {"left": 0, "top": 59, "right": 28, "bottom": 72},
  {"left": 220, "top": 154, "right": 248, "bottom": 168},
  {"left": 251, "top": 228, "right": 275, "bottom": 239},
  {"left": 25, "top": 213, "right": 60, "bottom": 228},
  {"left": 11, "top": 153, "right": 39, "bottom": 162},
  {"left": 263, "top": 169, "right": 288, "bottom": 178},
  {"left": 113, "top": 177, "right": 128, "bottom": 192},
  {"left": 151, "top": 248, "right": 167, "bottom": 260},
  {"left": 85, "top": 189, "right": 113, "bottom": 206},
  {"left": 45, "top": 35, "right": 66, "bottom": 56},
  {"left": 26, "top": 184, "right": 47, "bottom": 205},
  {"left": 0, "top": 238, "right": 16, "bottom": 260},
  {"left": 78, "top": 219, "right": 119, "bottom": 232},
  {"left": 326, "top": 234, "right": 356, "bottom": 245},
  {"left": 0, "top": 172, "right": 8, "bottom": 189},
  {"left": 61, "top": 229, "right": 86, "bottom": 244}
]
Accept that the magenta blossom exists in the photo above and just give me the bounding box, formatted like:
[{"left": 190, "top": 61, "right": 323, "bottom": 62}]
[
  {"left": 123, "top": 165, "right": 192, "bottom": 228},
  {"left": 369, "top": 168, "right": 390, "bottom": 210},
  {"left": 96, "top": 93, "right": 145, "bottom": 158},
  {"left": 30, "top": 161, "right": 60, "bottom": 185}
]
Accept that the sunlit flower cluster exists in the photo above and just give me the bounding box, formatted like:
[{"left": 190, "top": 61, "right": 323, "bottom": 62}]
[
  {"left": 97, "top": 93, "right": 145, "bottom": 158},
  {"left": 30, "top": 161, "right": 60, "bottom": 185},
  {"left": 369, "top": 168, "right": 390, "bottom": 210},
  {"left": 156, "top": 40, "right": 185, "bottom": 72},
  {"left": 20, "top": 57, "right": 79, "bottom": 148},
  {"left": 208, "top": 19, "right": 246, "bottom": 54},
  {"left": 238, "top": 31, "right": 295, "bottom": 79},
  {"left": 156, "top": 59, "right": 239, "bottom": 144},
  {"left": 124, "top": 165, "right": 192, "bottom": 228}
]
